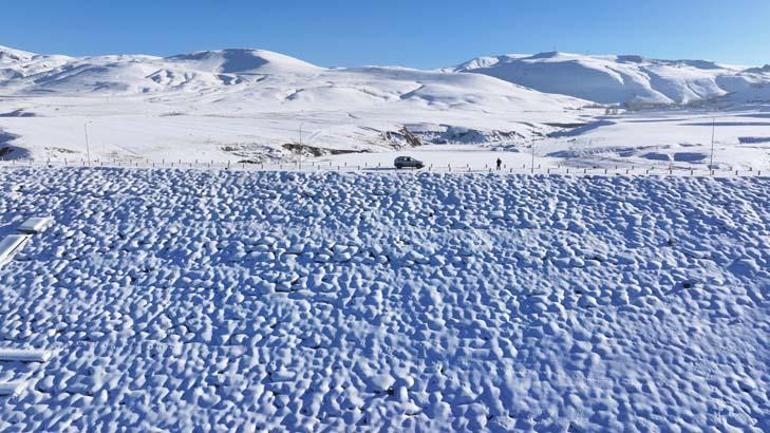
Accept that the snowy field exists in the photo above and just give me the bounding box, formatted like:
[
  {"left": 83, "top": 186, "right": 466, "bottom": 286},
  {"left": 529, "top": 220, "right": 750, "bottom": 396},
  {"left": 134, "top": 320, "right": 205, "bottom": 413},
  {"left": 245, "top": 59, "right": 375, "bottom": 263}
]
[
  {"left": 3, "top": 99, "right": 770, "bottom": 172},
  {"left": 1, "top": 167, "right": 769, "bottom": 432}
]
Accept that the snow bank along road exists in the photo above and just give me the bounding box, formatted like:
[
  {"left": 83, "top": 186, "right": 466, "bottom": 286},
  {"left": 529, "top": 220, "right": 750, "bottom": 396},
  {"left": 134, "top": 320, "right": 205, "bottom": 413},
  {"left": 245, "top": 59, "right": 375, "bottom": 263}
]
[{"left": 1, "top": 167, "right": 769, "bottom": 432}]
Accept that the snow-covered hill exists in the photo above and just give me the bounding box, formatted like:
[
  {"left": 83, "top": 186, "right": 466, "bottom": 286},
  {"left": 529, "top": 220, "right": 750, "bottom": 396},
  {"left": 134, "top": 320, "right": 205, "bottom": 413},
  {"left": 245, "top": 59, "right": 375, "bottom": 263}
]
[
  {"left": 0, "top": 45, "right": 593, "bottom": 162},
  {"left": 0, "top": 46, "right": 324, "bottom": 94},
  {"left": 454, "top": 52, "right": 770, "bottom": 107},
  {"left": 1, "top": 45, "right": 770, "bottom": 168},
  {"left": 2, "top": 167, "right": 769, "bottom": 431}
]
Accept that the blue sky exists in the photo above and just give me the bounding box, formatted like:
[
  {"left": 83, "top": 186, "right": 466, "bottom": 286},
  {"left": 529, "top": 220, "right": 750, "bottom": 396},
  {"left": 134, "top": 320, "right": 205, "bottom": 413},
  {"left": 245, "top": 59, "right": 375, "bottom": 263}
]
[{"left": 2, "top": 0, "right": 768, "bottom": 68}]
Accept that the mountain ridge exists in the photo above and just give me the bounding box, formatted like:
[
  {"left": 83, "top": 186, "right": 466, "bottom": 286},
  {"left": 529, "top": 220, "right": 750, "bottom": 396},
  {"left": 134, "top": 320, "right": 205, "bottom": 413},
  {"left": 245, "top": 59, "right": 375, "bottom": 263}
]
[
  {"left": 453, "top": 51, "right": 770, "bottom": 106},
  {"left": 2, "top": 44, "right": 769, "bottom": 106}
]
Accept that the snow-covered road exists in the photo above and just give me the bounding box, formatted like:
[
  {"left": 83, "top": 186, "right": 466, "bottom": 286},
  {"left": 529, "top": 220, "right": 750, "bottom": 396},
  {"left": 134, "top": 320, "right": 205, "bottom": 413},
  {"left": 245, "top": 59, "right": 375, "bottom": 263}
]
[{"left": 1, "top": 168, "right": 769, "bottom": 432}]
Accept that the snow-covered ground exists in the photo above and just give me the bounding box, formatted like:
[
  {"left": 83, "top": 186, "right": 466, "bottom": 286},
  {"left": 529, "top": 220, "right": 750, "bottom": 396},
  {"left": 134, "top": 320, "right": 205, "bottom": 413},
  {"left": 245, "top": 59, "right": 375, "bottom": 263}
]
[
  {"left": 1, "top": 167, "right": 769, "bottom": 432},
  {"left": 530, "top": 108, "right": 770, "bottom": 170}
]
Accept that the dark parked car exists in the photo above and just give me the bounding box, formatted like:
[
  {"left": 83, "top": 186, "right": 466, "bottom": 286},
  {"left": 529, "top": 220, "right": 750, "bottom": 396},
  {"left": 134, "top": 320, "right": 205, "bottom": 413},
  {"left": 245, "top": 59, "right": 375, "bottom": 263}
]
[{"left": 394, "top": 156, "right": 425, "bottom": 170}]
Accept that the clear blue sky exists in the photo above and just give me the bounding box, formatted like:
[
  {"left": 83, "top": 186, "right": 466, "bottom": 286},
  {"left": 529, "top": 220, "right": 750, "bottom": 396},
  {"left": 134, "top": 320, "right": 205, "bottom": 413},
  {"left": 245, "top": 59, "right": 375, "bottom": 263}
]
[{"left": 2, "top": 0, "right": 768, "bottom": 68}]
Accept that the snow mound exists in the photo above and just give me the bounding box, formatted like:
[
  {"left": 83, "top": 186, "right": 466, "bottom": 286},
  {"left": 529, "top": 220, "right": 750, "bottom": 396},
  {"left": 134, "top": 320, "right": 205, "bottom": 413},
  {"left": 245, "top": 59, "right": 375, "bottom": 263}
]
[
  {"left": 454, "top": 52, "right": 770, "bottom": 107},
  {"left": 1, "top": 167, "right": 769, "bottom": 431}
]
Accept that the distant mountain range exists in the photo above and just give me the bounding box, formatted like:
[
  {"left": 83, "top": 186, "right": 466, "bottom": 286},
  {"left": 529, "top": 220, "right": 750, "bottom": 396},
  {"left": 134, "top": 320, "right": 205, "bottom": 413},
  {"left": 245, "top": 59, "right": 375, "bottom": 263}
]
[{"left": 2, "top": 44, "right": 769, "bottom": 107}]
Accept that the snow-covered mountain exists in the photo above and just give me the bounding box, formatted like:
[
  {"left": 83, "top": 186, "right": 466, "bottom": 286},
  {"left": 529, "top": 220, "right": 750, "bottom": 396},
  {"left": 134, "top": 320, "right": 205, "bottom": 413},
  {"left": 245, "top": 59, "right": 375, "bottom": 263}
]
[
  {"left": 5, "top": 44, "right": 768, "bottom": 107},
  {"left": 0, "top": 45, "right": 593, "bottom": 162},
  {"left": 453, "top": 52, "right": 770, "bottom": 107},
  {"left": 2, "top": 45, "right": 770, "bottom": 167},
  {"left": 0, "top": 46, "right": 325, "bottom": 94}
]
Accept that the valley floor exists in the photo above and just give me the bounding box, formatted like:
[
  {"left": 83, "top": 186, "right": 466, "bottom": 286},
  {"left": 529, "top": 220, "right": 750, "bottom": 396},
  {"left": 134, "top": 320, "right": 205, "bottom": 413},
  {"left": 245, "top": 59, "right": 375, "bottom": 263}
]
[{"left": 0, "top": 168, "right": 769, "bottom": 432}]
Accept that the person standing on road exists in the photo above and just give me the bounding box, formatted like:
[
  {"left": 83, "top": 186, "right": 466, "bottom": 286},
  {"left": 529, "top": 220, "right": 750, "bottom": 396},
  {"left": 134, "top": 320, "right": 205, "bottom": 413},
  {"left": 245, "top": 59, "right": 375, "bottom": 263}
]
[{"left": 496, "top": 158, "right": 502, "bottom": 171}]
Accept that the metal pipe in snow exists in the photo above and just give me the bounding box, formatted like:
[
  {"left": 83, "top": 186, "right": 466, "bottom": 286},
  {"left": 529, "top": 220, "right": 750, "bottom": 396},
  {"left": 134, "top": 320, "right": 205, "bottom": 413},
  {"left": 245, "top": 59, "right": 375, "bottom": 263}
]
[{"left": 0, "top": 348, "right": 51, "bottom": 363}]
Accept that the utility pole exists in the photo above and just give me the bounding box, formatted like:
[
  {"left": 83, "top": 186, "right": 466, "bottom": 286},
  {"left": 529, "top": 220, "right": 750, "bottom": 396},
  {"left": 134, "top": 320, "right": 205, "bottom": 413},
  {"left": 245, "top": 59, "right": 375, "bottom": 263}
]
[
  {"left": 298, "top": 122, "right": 303, "bottom": 170},
  {"left": 709, "top": 115, "right": 716, "bottom": 169},
  {"left": 83, "top": 122, "right": 91, "bottom": 166},
  {"left": 530, "top": 142, "right": 536, "bottom": 174}
]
